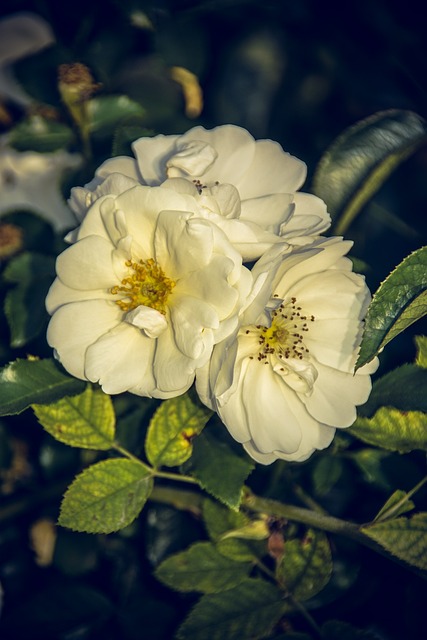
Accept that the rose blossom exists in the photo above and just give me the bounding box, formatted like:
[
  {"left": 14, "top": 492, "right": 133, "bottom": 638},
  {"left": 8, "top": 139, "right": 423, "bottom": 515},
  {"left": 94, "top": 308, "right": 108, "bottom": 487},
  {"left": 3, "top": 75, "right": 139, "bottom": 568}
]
[
  {"left": 68, "top": 125, "right": 330, "bottom": 260},
  {"left": 46, "top": 183, "right": 252, "bottom": 398},
  {"left": 197, "top": 236, "right": 378, "bottom": 464},
  {"left": 0, "top": 141, "right": 81, "bottom": 231}
]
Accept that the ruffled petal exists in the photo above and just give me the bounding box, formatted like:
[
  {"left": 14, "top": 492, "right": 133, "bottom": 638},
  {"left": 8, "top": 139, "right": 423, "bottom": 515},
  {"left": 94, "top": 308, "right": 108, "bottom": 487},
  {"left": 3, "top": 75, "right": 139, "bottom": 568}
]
[
  {"left": 302, "top": 359, "right": 372, "bottom": 427},
  {"left": 153, "top": 328, "right": 196, "bottom": 397},
  {"left": 132, "top": 134, "right": 180, "bottom": 185},
  {"left": 236, "top": 139, "right": 307, "bottom": 198},
  {"left": 85, "top": 322, "right": 156, "bottom": 395},
  {"left": 47, "top": 300, "right": 121, "bottom": 380}
]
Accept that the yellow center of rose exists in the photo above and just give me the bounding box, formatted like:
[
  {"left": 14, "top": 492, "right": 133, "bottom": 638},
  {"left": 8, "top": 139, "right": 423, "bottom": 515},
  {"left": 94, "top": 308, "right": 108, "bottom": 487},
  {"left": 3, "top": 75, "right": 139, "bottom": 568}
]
[
  {"left": 111, "top": 258, "right": 176, "bottom": 314},
  {"left": 243, "top": 297, "right": 315, "bottom": 364}
]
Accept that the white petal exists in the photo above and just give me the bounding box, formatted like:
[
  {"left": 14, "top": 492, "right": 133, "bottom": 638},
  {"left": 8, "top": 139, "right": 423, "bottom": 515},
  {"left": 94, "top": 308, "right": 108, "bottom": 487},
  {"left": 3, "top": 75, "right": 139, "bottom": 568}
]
[
  {"left": 55, "top": 235, "right": 118, "bottom": 290},
  {"left": 125, "top": 305, "right": 168, "bottom": 337},
  {"left": 153, "top": 328, "right": 196, "bottom": 397},
  {"left": 155, "top": 211, "right": 213, "bottom": 277},
  {"left": 169, "top": 295, "right": 217, "bottom": 362},
  {"left": 235, "top": 139, "right": 307, "bottom": 198},
  {"left": 46, "top": 277, "right": 113, "bottom": 314},
  {"left": 47, "top": 300, "right": 121, "bottom": 380},
  {"left": 241, "top": 194, "right": 293, "bottom": 231},
  {"left": 167, "top": 139, "right": 218, "bottom": 177},
  {"left": 132, "top": 134, "right": 180, "bottom": 185},
  {"left": 303, "top": 359, "right": 372, "bottom": 427},
  {"left": 85, "top": 322, "right": 156, "bottom": 395},
  {"left": 178, "top": 125, "right": 256, "bottom": 185}
]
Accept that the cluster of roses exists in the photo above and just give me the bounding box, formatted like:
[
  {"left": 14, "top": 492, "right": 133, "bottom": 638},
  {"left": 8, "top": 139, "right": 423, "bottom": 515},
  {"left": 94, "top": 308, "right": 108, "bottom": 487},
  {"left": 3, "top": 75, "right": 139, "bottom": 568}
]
[{"left": 46, "top": 125, "right": 377, "bottom": 464}]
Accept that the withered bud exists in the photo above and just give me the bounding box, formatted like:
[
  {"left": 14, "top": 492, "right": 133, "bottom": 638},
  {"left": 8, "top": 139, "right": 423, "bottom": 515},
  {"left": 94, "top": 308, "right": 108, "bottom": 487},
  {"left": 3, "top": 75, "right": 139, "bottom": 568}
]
[
  {"left": 0, "top": 222, "right": 23, "bottom": 260},
  {"left": 58, "top": 63, "right": 101, "bottom": 106}
]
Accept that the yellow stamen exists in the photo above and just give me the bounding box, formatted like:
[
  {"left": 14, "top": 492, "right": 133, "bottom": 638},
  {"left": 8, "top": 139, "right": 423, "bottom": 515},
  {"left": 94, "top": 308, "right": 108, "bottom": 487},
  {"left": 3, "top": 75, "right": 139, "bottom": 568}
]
[{"left": 111, "top": 258, "right": 175, "bottom": 314}]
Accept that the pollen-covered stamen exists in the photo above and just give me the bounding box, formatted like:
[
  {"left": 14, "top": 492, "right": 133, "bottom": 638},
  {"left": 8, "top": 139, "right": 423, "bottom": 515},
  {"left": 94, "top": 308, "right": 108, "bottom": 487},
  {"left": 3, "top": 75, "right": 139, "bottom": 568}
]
[
  {"left": 192, "top": 178, "right": 220, "bottom": 195},
  {"left": 111, "top": 258, "right": 176, "bottom": 314},
  {"left": 243, "top": 297, "right": 315, "bottom": 364}
]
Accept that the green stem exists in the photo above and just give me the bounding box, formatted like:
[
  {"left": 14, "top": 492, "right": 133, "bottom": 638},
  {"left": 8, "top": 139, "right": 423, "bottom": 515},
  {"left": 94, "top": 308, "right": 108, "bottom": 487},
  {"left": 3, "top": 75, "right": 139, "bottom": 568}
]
[
  {"left": 243, "top": 490, "right": 361, "bottom": 540},
  {"left": 113, "top": 444, "right": 150, "bottom": 467},
  {"left": 113, "top": 443, "right": 199, "bottom": 486},
  {"left": 154, "top": 469, "right": 200, "bottom": 485}
]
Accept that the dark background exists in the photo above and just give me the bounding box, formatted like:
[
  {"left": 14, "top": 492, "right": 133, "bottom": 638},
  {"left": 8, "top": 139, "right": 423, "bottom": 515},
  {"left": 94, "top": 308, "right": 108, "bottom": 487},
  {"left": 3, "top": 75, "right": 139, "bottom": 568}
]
[{"left": 0, "top": 1, "right": 426, "bottom": 638}]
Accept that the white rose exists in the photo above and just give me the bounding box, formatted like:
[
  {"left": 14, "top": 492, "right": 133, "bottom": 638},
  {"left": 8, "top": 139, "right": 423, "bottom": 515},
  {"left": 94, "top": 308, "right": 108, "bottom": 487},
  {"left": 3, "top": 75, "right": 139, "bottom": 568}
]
[
  {"left": 69, "top": 125, "right": 330, "bottom": 260},
  {"left": 47, "top": 183, "right": 252, "bottom": 398},
  {"left": 197, "top": 236, "right": 378, "bottom": 464},
  {"left": 0, "top": 142, "right": 81, "bottom": 231}
]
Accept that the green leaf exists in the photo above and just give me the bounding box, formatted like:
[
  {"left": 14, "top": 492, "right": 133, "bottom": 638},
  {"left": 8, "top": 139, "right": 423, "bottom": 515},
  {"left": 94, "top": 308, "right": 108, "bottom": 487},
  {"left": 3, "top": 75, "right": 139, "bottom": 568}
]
[
  {"left": 8, "top": 115, "right": 75, "bottom": 152},
  {"left": 202, "top": 498, "right": 266, "bottom": 562},
  {"left": 312, "top": 110, "right": 427, "bottom": 234},
  {"left": 59, "top": 458, "right": 153, "bottom": 533},
  {"left": 87, "top": 95, "right": 146, "bottom": 138},
  {"left": 3, "top": 252, "right": 55, "bottom": 347},
  {"left": 33, "top": 386, "right": 115, "bottom": 450},
  {"left": 374, "top": 490, "right": 415, "bottom": 523},
  {"left": 362, "top": 512, "right": 427, "bottom": 570},
  {"left": 311, "top": 456, "right": 343, "bottom": 497},
  {"left": 202, "top": 498, "right": 249, "bottom": 541},
  {"left": 276, "top": 529, "right": 332, "bottom": 601},
  {"left": 145, "top": 392, "right": 212, "bottom": 468},
  {"left": 176, "top": 578, "right": 285, "bottom": 640},
  {"left": 350, "top": 407, "right": 427, "bottom": 453},
  {"left": 188, "top": 422, "right": 254, "bottom": 510},
  {"left": 348, "top": 448, "right": 392, "bottom": 490},
  {"left": 216, "top": 537, "right": 267, "bottom": 563},
  {"left": 356, "top": 247, "right": 427, "bottom": 369},
  {"left": 155, "top": 541, "right": 251, "bottom": 594},
  {"left": 415, "top": 335, "right": 427, "bottom": 368},
  {"left": 358, "top": 364, "right": 427, "bottom": 416},
  {"left": 0, "top": 358, "right": 85, "bottom": 416}
]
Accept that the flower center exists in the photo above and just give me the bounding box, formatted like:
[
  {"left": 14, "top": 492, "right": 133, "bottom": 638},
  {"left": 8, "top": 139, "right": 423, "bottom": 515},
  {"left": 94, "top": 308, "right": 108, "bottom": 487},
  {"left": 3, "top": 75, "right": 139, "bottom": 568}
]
[
  {"left": 111, "top": 258, "right": 176, "bottom": 314},
  {"left": 244, "top": 297, "right": 315, "bottom": 364}
]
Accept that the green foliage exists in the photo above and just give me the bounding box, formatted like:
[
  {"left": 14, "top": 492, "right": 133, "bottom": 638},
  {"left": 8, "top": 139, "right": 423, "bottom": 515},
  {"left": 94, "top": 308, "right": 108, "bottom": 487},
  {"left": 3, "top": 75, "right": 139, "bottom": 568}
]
[
  {"left": 59, "top": 458, "right": 153, "bottom": 533},
  {"left": 145, "top": 392, "right": 212, "bottom": 468},
  {"left": 0, "top": 358, "right": 85, "bottom": 416},
  {"left": 374, "top": 490, "right": 415, "bottom": 522},
  {"left": 311, "top": 456, "right": 344, "bottom": 496},
  {"left": 155, "top": 541, "right": 252, "bottom": 593},
  {"left": 312, "top": 110, "right": 427, "bottom": 234},
  {"left": 276, "top": 529, "right": 332, "bottom": 601},
  {"left": 176, "top": 578, "right": 286, "bottom": 640},
  {"left": 415, "top": 335, "right": 427, "bottom": 368},
  {"left": 187, "top": 422, "right": 254, "bottom": 510},
  {"left": 3, "top": 252, "right": 56, "bottom": 347},
  {"left": 350, "top": 407, "right": 427, "bottom": 453},
  {"left": 87, "top": 95, "right": 146, "bottom": 138},
  {"left": 362, "top": 513, "right": 427, "bottom": 570},
  {"left": 202, "top": 497, "right": 249, "bottom": 541},
  {"left": 8, "top": 116, "right": 75, "bottom": 152},
  {"left": 359, "top": 363, "right": 427, "bottom": 416},
  {"left": 356, "top": 247, "right": 427, "bottom": 368},
  {"left": 33, "top": 386, "right": 116, "bottom": 450}
]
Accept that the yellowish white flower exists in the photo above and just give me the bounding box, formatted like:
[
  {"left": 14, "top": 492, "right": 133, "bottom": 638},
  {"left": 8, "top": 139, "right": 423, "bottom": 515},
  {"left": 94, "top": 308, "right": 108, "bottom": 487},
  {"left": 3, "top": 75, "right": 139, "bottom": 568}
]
[
  {"left": 0, "top": 141, "right": 81, "bottom": 230},
  {"left": 69, "top": 125, "right": 330, "bottom": 260},
  {"left": 197, "top": 237, "right": 378, "bottom": 464},
  {"left": 46, "top": 184, "right": 252, "bottom": 398}
]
